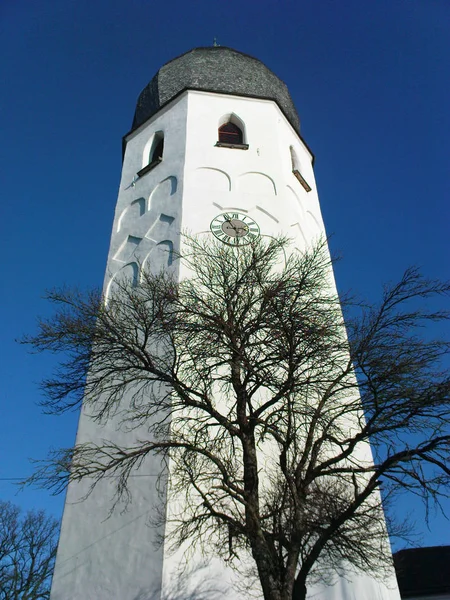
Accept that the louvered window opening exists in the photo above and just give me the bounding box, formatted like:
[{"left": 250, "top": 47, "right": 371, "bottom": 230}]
[{"left": 218, "top": 122, "right": 243, "bottom": 145}]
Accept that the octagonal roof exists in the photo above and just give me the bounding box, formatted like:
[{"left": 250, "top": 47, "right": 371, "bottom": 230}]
[{"left": 132, "top": 47, "right": 300, "bottom": 133}]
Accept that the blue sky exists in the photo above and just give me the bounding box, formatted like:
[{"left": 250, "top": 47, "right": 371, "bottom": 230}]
[{"left": 1, "top": 0, "right": 449, "bottom": 551}]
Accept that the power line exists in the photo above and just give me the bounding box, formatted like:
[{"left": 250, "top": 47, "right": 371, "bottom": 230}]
[{"left": 0, "top": 474, "right": 160, "bottom": 481}]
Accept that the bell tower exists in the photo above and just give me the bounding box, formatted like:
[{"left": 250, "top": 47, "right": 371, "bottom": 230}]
[{"left": 50, "top": 47, "right": 400, "bottom": 600}]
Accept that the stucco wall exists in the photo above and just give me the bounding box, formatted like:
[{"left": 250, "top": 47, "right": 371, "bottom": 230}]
[
  {"left": 50, "top": 95, "right": 188, "bottom": 600},
  {"left": 51, "top": 90, "right": 400, "bottom": 600}
]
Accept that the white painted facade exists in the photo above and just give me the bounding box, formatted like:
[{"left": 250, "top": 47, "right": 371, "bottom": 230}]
[{"left": 51, "top": 88, "right": 401, "bottom": 599}]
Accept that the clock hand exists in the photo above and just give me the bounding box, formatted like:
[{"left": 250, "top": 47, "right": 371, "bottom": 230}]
[
  {"left": 225, "top": 218, "right": 248, "bottom": 234},
  {"left": 235, "top": 224, "right": 249, "bottom": 235}
]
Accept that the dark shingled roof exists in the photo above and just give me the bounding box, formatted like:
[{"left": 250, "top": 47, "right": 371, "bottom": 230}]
[
  {"left": 394, "top": 546, "right": 450, "bottom": 598},
  {"left": 132, "top": 47, "right": 300, "bottom": 134}
]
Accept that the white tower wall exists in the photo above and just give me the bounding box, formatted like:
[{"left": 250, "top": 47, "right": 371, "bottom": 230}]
[
  {"left": 50, "top": 95, "right": 189, "bottom": 600},
  {"left": 180, "top": 91, "right": 320, "bottom": 245},
  {"left": 51, "top": 53, "right": 401, "bottom": 600}
]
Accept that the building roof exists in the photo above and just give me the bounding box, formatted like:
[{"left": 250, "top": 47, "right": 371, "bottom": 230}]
[
  {"left": 131, "top": 46, "right": 300, "bottom": 133},
  {"left": 394, "top": 546, "right": 450, "bottom": 598}
]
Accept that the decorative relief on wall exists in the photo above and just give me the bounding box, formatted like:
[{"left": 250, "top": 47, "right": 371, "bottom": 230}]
[
  {"left": 306, "top": 210, "right": 321, "bottom": 235},
  {"left": 290, "top": 222, "right": 307, "bottom": 246},
  {"left": 142, "top": 240, "right": 174, "bottom": 271},
  {"left": 117, "top": 198, "right": 146, "bottom": 232},
  {"left": 237, "top": 172, "right": 276, "bottom": 195},
  {"left": 192, "top": 167, "right": 231, "bottom": 192},
  {"left": 109, "top": 174, "right": 178, "bottom": 289},
  {"left": 212, "top": 201, "right": 227, "bottom": 211},
  {"left": 159, "top": 214, "right": 175, "bottom": 225},
  {"left": 285, "top": 185, "right": 305, "bottom": 219},
  {"left": 156, "top": 240, "right": 174, "bottom": 266},
  {"left": 149, "top": 176, "right": 177, "bottom": 211},
  {"left": 212, "top": 201, "right": 248, "bottom": 213},
  {"left": 255, "top": 205, "right": 279, "bottom": 223},
  {"left": 114, "top": 235, "right": 143, "bottom": 263},
  {"left": 106, "top": 262, "right": 139, "bottom": 300},
  {"left": 145, "top": 213, "right": 175, "bottom": 242}
]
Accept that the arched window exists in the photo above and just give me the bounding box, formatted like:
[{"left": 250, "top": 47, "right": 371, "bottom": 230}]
[
  {"left": 218, "top": 122, "right": 243, "bottom": 145},
  {"left": 216, "top": 115, "right": 248, "bottom": 149},
  {"left": 137, "top": 132, "right": 164, "bottom": 178},
  {"left": 290, "top": 145, "right": 312, "bottom": 192},
  {"left": 290, "top": 145, "right": 300, "bottom": 172}
]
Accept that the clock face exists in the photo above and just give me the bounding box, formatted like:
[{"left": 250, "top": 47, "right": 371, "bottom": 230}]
[{"left": 210, "top": 212, "right": 260, "bottom": 246}]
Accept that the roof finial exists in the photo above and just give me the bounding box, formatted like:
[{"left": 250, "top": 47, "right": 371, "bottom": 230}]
[{"left": 213, "top": 37, "right": 219, "bottom": 47}]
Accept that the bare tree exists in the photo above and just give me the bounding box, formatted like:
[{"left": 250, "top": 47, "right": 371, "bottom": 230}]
[
  {"left": 0, "top": 501, "right": 58, "bottom": 600},
  {"left": 23, "top": 236, "right": 450, "bottom": 600}
]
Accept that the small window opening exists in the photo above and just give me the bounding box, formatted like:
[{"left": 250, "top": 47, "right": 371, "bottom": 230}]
[
  {"left": 290, "top": 145, "right": 312, "bottom": 192},
  {"left": 215, "top": 114, "right": 248, "bottom": 149},
  {"left": 290, "top": 146, "right": 297, "bottom": 172},
  {"left": 137, "top": 133, "right": 164, "bottom": 178},
  {"left": 218, "top": 122, "right": 243, "bottom": 145}
]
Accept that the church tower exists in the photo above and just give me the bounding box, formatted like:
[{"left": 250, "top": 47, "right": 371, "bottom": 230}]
[{"left": 50, "top": 47, "right": 400, "bottom": 600}]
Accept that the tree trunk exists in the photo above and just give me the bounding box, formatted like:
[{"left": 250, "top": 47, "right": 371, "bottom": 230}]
[{"left": 292, "top": 577, "right": 307, "bottom": 600}]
